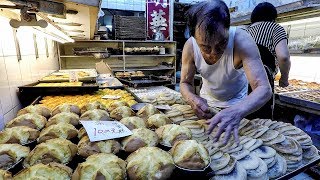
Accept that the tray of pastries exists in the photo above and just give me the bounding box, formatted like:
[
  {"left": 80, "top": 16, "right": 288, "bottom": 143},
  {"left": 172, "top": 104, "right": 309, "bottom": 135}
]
[
  {"left": 40, "top": 69, "right": 97, "bottom": 83},
  {"left": 275, "top": 79, "right": 320, "bottom": 94},
  {"left": 124, "top": 46, "right": 160, "bottom": 55},
  {"left": 278, "top": 90, "right": 320, "bottom": 110},
  {"left": 1, "top": 92, "right": 320, "bottom": 179}
]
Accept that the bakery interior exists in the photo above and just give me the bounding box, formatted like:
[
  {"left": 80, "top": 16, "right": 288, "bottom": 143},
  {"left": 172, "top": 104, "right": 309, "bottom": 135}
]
[{"left": 0, "top": 0, "right": 320, "bottom": 179}]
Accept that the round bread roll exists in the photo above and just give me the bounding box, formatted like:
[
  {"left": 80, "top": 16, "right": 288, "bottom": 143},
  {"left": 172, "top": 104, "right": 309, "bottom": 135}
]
[
  {"left": 0, "top": 144, "right": 30, "bottom": 169},
  {"left": 147, "top": 114, "right": 171, "bottom": 129},
  {"left": 23, "top": 138, "right": 77, "bottom": 167},
  {"left": 78, "top": 135, "right": 121, "bottom": 157},
  {"left": 0, "top": 126, "right": 40, "bottom": 145},
  {"left": 126, "top": 147, "right": 175, "bottom": 180},
  {"left": 80, "top": 109, "right": 110, "bottom": 121},
  {"left": 72, "top": 153, "right": 126, "bottom": 180},
  {"left": 52, "top": 103, "right": 80, "bottom": 116},
  {"left": 110, "top": 106, "right": 135, "bottom": 120},
  {"left": 17, "top": 105, "right": 51, "bottom": 119},
  {"left": 137, "top": 104, "right": 160, "bottom": 119},
  {"left": 211, "top": 162, "right": 247, "bottom": 180},
  {"left": 80, "top": 101, "right": 107, "bottom": 114},
  {"left": 108, "top": 101, "right": 129, "bottom": 112},
  {"left": 121, "top": 128, "right": 159, "bottom": 152},
  {"left": 6, "top": 113, "right": 47, "bottom": 130},
  {"left": 0, "top": 169, "right": 12, "bottom": 179},
  {"left": 78, "top": 127, "right": 87, "bottom": 139},
  {"left": 170, "top": 140, "right": 210, "bottom": 170},
  {"left": 120, "top": 116, "right": 146, "bottom": 130},
  {"left": 14, "top": 163, "right": 72, "bottom": 180},
  {"left": 156, "top": 124, "right": 192, "bottom": 147},
  {"left": 46, "top": 112, "right": 79, "bottom": 127},
  {"left": 37, "top": 123, "right": 78, "bottom": 143}
]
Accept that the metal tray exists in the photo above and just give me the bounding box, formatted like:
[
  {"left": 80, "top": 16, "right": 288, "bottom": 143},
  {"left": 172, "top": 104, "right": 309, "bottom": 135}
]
[
  {"left": 39, "top": 69, "right": 97, "bottom": 83},
  {"left": 18, "top": 82, "right": 99, "bottom": 96},
  {"left": 118, "top": 75, "right": 172, "bottom": 88},
  {"left": 278, "top": 91, "right": 320, "bottom": 111}
]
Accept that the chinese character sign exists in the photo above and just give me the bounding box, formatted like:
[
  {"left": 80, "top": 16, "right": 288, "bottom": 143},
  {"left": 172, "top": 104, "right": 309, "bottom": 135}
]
[{"left": 146, "top": 0, "right": 170, "bottom": 40}]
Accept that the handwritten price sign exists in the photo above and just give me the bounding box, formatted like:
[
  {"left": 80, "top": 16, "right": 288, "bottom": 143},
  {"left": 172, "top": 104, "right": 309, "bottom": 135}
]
[{"left": 80, "top": 121, "right": 132, "bottom": 142}]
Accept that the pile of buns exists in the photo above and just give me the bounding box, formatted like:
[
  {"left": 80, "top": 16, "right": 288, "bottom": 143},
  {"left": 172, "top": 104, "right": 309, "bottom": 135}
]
[
  {"left": 165, "top": 104, "right": 198, "bottom": 124},
  {"left": 115, "top": 71, "right": 145, "bottom": 78},
  {"left": 141, "top": 92, "right": 187, "bottom": 106}
]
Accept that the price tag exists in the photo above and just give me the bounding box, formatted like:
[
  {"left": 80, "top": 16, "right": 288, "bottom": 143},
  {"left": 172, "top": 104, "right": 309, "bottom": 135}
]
[
  {"left": 80, "top": 121, "right": 132, "bottom": 142},
  {"left": 102, "top": 95, "right": 121, "bottom": 99},
  {"left": 69, "top": 71, "right": 78, "bottom": 82}
]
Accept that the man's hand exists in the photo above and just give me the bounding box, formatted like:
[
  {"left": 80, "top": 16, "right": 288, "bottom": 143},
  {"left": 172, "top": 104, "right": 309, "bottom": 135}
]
[
  {"left": 206, "top": 107, "right": 243, "bottom": 145},
  {"left": 279, "top": 76, "right": 289, "bottom": 87},
  {"left": 190, "top": 96, "right": 213, "bottom": 119}
]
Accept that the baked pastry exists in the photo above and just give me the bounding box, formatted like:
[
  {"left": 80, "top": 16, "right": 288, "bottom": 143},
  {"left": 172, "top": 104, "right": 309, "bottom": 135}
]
[
  {"left": 0, "top": 144, "right": 30, "bottom": 169},
  {"left": 156, "top": 124, "right": 192, "bottom": 147},
  {"left": 80, "top": 109, "right": 110, "bottom": 121},
  {"left": 0, "top": 126, "right": 39, "bottom": 144},
  {"left": 110, "top": 106, "right": 135, "bottom": 120},
  {"left": 6, "top": 113, "right": 46, "bottom": 130},
  {"left": 46, "top": 112, "right": 79, "bottom": 127},
  {"left": 137, "top": 104, "right": 160, "bottom": 119},
  {"left": 38, "top": 123, "right": 78, "bottom": 143},
  {"left": 17, "top": 105, "right": 51, "bottom": 119},
  {"left": 170, "top": 140, "right": 210, "bottom": 170},
  {"left": 121, "top": 128, "right": 159, "bottom": 152},
  {"left": 23, "top": 138, "right": 77, "bottom": 167},
  {"left": 14, "top": 163, "right": 72, "bottom": 180},
  {"left": 120, "top": 116, "right": 146, "bottom": 130},
  {"left": 77, "top": 135, "right": 121, "bottom": 157},
  {"left": 108, "top": 101, "right": 129, "bottom": 112},
  {"left": 80, "top": 101, "right": 107, "bottom": 114},
  {"left": 78, "top": 127, "right": 87, "bottom": 139},
  {"left": 52, "top": 103, "right": 80, "bottom": 116},
  {"left": 126, "top": 147, "right": 175, "bottom": 180},
  {"left": 72, "top": 153, "right": 126, "bottom": 180},
  {"left": 0, "top": 169, "right": 11, "bottom": 179},
  {"left": 147, "top": 114, "right": 171, "bottom": 129}
]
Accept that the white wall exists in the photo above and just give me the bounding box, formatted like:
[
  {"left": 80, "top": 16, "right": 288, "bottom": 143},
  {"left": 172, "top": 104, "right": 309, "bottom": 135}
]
[
  {"left": 0, "top": 17, "right": 59, "bottom": 124},
  {"left": 289, "top": 56, "right": 320, "bottom": 83},
  {"left": 101, "top": 0, "right": 146, "bottom": 11}
]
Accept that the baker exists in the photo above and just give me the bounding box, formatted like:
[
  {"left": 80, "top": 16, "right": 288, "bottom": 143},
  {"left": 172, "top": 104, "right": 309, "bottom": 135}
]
[{"left": 180, "top": 0, "right": 272, "bottom": 144}]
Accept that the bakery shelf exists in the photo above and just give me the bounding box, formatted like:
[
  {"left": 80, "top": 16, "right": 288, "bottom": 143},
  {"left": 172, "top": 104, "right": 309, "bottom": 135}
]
[
  {"left": 124, "top": 54, "right": 176, "bottom": 57},
  {"left": 112, "top": 65, "right": 175, "bottom": 71},
  {"left": 60, "top": 55, "right": 124, "bottom": 58}
]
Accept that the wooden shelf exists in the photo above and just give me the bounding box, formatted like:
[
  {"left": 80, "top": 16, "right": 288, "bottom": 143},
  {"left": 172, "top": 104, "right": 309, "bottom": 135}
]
[{"left": 112, "top": 65, "right": 175, "bottom": 71}]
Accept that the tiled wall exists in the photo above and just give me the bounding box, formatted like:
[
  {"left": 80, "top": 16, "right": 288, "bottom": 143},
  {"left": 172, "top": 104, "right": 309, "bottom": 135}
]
[
  {"left": 0, "top": 17, "right": 59, "bottom": 125},
  {"left": 289, "top": 56, "right": 320, "bottom": 83}
]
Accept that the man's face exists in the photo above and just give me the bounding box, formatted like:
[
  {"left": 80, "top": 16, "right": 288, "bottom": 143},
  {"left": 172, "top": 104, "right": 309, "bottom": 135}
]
[{"left": 194, "top": 25, "right": 229, "bottom": 65}]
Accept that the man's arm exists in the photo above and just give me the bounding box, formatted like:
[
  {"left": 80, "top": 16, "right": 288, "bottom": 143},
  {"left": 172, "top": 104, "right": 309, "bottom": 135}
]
[
  {"left": 275, "top": 39, "right": 291, "bottom": 87},
  {"left": 180, "top": 38, "right": 212, "bottom": 119}
]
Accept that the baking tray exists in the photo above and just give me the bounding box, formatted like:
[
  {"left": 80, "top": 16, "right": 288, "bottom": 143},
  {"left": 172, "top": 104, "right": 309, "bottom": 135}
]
[
  {"left": 118, "top": 75, "right": 172, "bottom": 88},
  {"left": 18, "top": 82, "right": 99, "bottom": 96},
  {"left": 39, "top": 69, "right": 97, "bottom": 83},
  {"left": 278, "top": 91, "right": 320, "bottom": 111}
]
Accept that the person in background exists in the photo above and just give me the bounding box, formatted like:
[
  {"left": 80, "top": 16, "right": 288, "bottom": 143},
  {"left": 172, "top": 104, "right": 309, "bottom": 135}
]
[
  {"left": 246, "top": 2, "right": 291, "bottom": 119},
  {"left": 180, "top": 0, "right": 272, "bottom": 144}
]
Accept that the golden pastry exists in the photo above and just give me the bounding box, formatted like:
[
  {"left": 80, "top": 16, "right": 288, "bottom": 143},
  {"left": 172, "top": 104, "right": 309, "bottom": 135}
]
[
  {"left": 77, "top": 135, "right": 121, "bottom": 157},
  {"left": 52, "top": 103, "right": 80, "bottom": 116},
  {"left": 6, "top": 113, "right": 46, "bottom": 130},
  {"left": 80, "top": 101, "right": 107, "bottom": 114},
  {"left": 126, "top": 147, "right": 175, "bottom": 180},
  {"left": 78, "top": 127, "right": 87, "bottom": 139},
  {"left": 120, "top": 116, "right": 146, "bottom": 130},
  {"left": 137, "top": 104, "right": 160, "bottom": 119},
  {"left": 110, "top": 106, "right": 135, "bottom": 121},
  {"left": 121, "top": 128, "right": 159, "bottom": 152},
  {"left": 38, "top": 123, "right": 78, "bottom": 143},
  {"left": 14, "top": 163, "right": 72, "bottom": 180},
  {"left": 147, "top": 114, "right": 171, "bottom": 129},
  {"left": 170, "top": 140, "right": 210, "bottom": 170},
  {"left": 0, "top": 169, "right": 11, "bottom": 179},
  {"left": 72, "top": 153, "right": 126, "bottom": 180},
  {"left": 17, "top": 105, "right": 51, "bottom": 119},
  {"left": 46, "top": 112, "right": 79, "bottom": 127},
  {"left": 0, "top": 144, "right": 30, "bottom": 170},
  {"left": 0, "top": 126, "right": 39, "bottom": 145},
  {"left": 107, "top": 101, "right": 129, "bottom": 112},
  {"left": 23, "top": 138, "right": 77, "bottom": 167},
  {"left": 80, "top": 109, "right": 110, "bottom": 121},
  {"left": 156, "top": 124, "right": 192, "bottom": 147}
]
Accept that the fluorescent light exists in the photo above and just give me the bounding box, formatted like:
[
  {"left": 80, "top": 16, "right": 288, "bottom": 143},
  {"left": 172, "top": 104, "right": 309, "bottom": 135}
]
[
  {"left": 18, "top": 26, "right": 68, "bottom": 43},
  {"left": 279, "top": 16, "right": 320, "bottom": 26}
]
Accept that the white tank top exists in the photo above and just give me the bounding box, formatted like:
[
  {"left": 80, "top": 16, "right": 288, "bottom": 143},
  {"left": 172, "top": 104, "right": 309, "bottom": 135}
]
[{"left": 191, "top": 27, "right": 248, "bottom": 108}]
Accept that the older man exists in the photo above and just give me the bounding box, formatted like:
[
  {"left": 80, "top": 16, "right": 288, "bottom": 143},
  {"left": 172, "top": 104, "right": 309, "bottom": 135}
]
[{"left": 180, "top": 0, "right": 272, "bottom": 144}]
